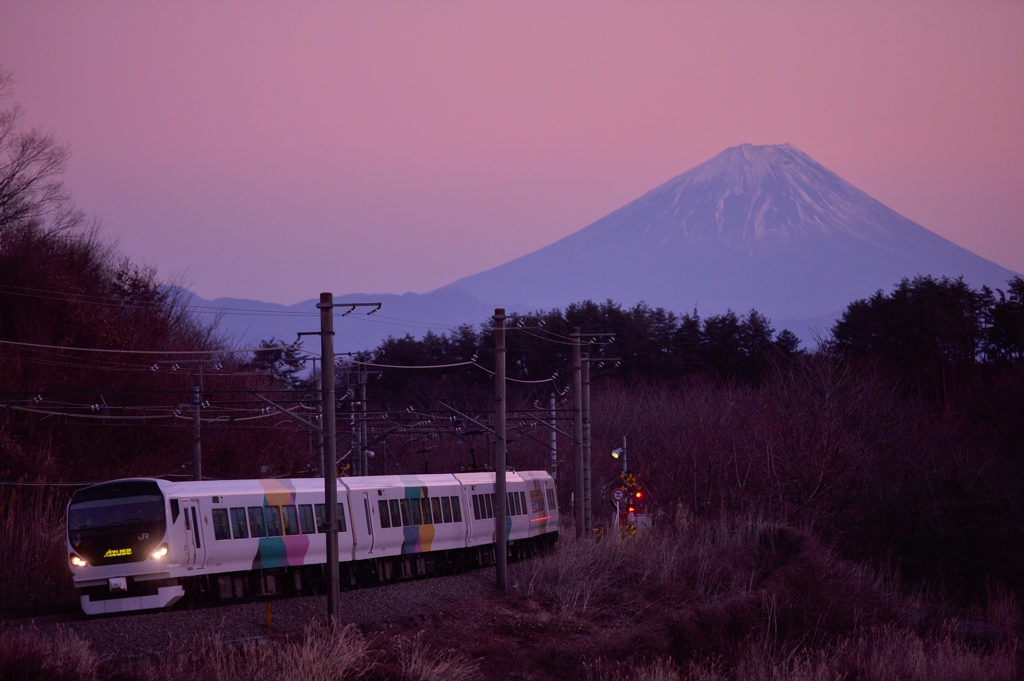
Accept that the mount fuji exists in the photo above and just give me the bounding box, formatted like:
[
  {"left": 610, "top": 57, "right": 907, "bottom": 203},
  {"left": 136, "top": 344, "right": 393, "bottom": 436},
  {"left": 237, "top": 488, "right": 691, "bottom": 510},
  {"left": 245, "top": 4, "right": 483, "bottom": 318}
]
[
  {"left": 194, "top": 144, "right": 1017, "bottom": 351},
  {"left": 439, "top": 144, "right": 1017, "bottom": 327}
]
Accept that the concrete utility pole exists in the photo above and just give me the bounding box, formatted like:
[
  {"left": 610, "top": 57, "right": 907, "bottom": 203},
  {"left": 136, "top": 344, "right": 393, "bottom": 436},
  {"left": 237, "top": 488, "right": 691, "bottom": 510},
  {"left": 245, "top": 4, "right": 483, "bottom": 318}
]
[
  {"left": 572, "top": 328, "right": 583, "bottom": 538},
  {"left": 549, "top": 393, "right": 558, "bottom": 482},
  {"left": 494, "top": 308, "right": 508, "bottom": 591},
  {"left": 347, "top": 368, "right": 356, "bottom": 475},
  {"left": 582, "top": 352, "right": 592, "bottom": 534},
  {"left": 359, "top": 367, "right": 368, "bottom": 476},
  {"left": 314, "top": 379, "right": 324, "bottom": 477},
  {"left": 191, "top": 386, "right": 202, "bottom": 482},
  {"left": 318, "top": 292, "right": 341, "bottom": 623}
]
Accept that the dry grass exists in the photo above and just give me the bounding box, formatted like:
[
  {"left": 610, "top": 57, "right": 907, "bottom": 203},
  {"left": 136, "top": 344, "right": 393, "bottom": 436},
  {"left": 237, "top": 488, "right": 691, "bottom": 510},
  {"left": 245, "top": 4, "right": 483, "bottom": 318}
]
[
  {"left": 126, "top": 621, "right": 376, "bottom": 681},
  {"left": 3, "top": 519, "right": 1020, "bottom": 681},
  {"left": 502, "top": 513, "right": 1019, "bottom": 677},
  {"left": 0, "top": 487, "right": 73, "bottom": 614},
  {"left": 512, "top": 512, "right": 909, "bottom": 631},
  {"left": 390, "top": 632, "right": 479, "bottom": 681},
  {"left": 583, "top": 627, "right": 1019, "bottom": 681},
  {"left": 0, "top": 626, "right": 99, "bottom": 681},
  {"left": 0, "top": 620, "right": 484, "bottom": 681}
]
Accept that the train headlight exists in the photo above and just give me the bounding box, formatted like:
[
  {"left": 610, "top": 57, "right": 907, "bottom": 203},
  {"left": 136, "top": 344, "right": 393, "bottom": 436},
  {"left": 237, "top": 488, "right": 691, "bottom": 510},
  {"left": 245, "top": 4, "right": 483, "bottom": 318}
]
[
  {"left": 70, "top": 554, "right": 88, "bottom": 568},
  {"left": 151, "top": 544, "right": 169, "bottom": 560}
]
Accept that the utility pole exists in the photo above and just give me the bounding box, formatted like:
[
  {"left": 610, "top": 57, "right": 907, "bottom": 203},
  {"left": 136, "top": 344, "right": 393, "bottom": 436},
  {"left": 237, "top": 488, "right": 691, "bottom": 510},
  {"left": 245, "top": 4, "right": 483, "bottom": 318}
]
[
  {"left": 572, "top": 327, "right": 583, "bottom": 538},
  {"left": 494, "top": 308, "right": 508, "bottom": 591},
  {"left": 570, "top": 329, "right": 614, "bottom": 538},
  {"left": 359, "top": 367, "right": 368, "bottom": 477},
  {"left": 160, "top": 359, "right": 220, "bottom": 481},
  {"left": 549, "top": 393, "right": 557, "bottom": 482},
  {"left": 281, "top": 296, "right": 379, "bottom": 624},
  {"left": 314, "top": 379, "right": 324, "bottom": 477},
  {"left": 582, "top": 352, "right": 592, "bottom": 534},
  {"left": 191, "top": 386, "right": 202, "bottom": 481},
  {"left": 348, "top": 367, "right": 357, "bottom": 475},
  {"left": 318, "top": 292, "right": 341, "bottom": 623}
]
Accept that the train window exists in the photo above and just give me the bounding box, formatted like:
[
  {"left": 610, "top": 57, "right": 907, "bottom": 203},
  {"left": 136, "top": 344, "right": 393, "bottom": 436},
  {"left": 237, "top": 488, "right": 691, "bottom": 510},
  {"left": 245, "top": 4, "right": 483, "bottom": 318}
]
[
  {"left": 519, "top": 491, "right": 527, "bottom": 515},
  {"left": 337, "top": 503, "right": 348, "bottom": 533},
  {"left": 248, "top": 507, "right": 267, "bottom": 538},
  {"left": 389, "top": 500, "right": 401, "bottom": 527},
  {"left": 364, "top": 498, "right": 373, "bottom": 536},
  {"left": 378, "top": 500, "right": 391, "bottom": 528},
  {"left": 431, "top": 497, "right": 443, "bottom": 524},
  {"left": 313, "top": 503, "right": 348, "bottom": 533},
  {"left": 170, "top": 498, "right": 180, "bottom": 523},
  {"left": 409, "top": 498, "right": 422, "bottom": 525},
  {"left": 399, "top": 499, "right": 411, "bottom": 526},
  {"left": 265, "top": 506, "right": 283, "bottom": 537},
  {"left": 420, "top": 498, "right": 432, "bottom": 525},
  {"left": 507, "top": 492, "right": 514, "bottom": 515},
  {"left": 441, "top": 497, "right": 453, "bottom": 523},
  {"left": 212, "top": 508, "right": 231, "bottom": 540},
  {"left": 230, "top": 507, "right": 249, "bottom": 539},
  {"left": 299, "top": 504, "right": 315, "bottom": 534},
  {"left": 283, "top": 505, "right": 300, "bottom": 536},
  {"left": 184, "top": 509, "right": 191, "bottom": 530},
  {"left": 314, "top": 504, "right": 326, "bottom": 532},
  {"left": 472, "top": 495, "right": 481, "bottom": 520},
  {"left": 486, "top": 494, "right": 494, "bottom": 519},
  {"left": 451, "top": 497, "right": 462, "bottom": 522},
  {"left": 547, "top": 488, "right": 557, "bottom": 511}
]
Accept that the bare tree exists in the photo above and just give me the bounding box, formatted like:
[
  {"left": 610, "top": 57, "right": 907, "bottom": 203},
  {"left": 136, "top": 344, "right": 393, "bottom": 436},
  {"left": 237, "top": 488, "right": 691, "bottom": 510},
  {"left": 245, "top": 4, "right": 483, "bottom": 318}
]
[{"left": 0, "top": 69, "right": 80, "bottom": 234}]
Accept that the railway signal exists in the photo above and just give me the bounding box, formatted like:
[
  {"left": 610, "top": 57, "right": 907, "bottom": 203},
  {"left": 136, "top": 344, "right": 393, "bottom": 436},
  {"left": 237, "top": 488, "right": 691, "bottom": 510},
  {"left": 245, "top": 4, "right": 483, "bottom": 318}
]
[{"left": 612, "top": 441, "right": 652, "bottom": 535}]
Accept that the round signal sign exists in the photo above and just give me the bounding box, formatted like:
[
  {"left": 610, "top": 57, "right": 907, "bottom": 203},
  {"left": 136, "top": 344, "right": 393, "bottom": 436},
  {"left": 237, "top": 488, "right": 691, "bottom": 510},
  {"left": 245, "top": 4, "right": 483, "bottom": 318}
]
[{"left": 613, "top": 489, "right": 625, "bottom": 501}]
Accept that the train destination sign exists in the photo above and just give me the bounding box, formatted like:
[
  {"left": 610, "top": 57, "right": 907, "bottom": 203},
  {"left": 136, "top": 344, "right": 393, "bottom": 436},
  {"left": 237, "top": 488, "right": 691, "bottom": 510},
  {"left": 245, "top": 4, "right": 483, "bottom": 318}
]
[{"left": 103, "top": 548, "right": 133, "bottom": 558}]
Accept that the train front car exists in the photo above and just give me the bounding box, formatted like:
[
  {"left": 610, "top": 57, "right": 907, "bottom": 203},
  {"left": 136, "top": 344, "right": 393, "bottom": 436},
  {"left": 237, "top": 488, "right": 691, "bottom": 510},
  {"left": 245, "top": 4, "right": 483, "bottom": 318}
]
[{"left": 66, "top": 478, "right": 183, "bottom": 615}]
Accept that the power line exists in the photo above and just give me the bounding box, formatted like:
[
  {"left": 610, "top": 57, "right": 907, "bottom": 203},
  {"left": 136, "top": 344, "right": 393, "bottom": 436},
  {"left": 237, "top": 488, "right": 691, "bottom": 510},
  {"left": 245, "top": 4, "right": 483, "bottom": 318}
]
[{"left": 0, "top": 338, "right": 312, "bottom": 356}]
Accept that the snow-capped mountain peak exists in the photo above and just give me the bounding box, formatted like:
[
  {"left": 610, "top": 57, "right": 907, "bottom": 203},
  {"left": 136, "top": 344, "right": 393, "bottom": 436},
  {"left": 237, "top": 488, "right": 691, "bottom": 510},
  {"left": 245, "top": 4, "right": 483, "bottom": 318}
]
[{"left": 440, "top": 144, "right": 1017, "bottom": 322}]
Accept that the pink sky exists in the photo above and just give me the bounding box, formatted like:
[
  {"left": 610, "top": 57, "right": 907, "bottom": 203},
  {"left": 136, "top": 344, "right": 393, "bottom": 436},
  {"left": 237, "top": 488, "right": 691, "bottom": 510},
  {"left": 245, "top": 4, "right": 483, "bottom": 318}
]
[{"left": 1, "top": 1, "right": 1021, "bottom": 304}]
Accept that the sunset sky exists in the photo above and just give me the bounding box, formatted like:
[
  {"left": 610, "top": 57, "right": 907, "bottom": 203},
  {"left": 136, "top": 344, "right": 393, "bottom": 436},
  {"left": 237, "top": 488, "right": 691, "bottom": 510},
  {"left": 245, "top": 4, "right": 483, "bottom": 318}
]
[{"left": 1, "top": 1, "right": 1021, "bottom": 305}]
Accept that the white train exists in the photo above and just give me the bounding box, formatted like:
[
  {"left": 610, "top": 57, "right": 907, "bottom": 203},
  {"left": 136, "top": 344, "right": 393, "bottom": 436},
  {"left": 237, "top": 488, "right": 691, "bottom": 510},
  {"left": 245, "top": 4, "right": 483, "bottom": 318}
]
[{"left": 66, "top": 471, "right": 559, "bottom": 615}]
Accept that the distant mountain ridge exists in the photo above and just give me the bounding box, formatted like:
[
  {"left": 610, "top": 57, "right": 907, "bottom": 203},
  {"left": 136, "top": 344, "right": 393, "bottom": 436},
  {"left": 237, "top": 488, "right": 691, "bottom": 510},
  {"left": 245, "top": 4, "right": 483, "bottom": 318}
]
[
  {"left": 188, "top": 144, "right": 1017, "bottom": 351},
  {"left": 176, "top": 288, "right": 494, "bottom": 355}
]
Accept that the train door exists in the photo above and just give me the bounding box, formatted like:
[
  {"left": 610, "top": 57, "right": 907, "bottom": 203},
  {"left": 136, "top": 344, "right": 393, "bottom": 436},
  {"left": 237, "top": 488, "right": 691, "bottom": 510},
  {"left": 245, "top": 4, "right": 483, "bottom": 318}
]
[
  {"left": 464, "top": 488, "right": 480, "bottom": 545},
  {"left": 359, "top": 492, "right": 375, "bottom": 555},
  {"left": 182, "top": 500, "right": 206, "bottom": 568}
]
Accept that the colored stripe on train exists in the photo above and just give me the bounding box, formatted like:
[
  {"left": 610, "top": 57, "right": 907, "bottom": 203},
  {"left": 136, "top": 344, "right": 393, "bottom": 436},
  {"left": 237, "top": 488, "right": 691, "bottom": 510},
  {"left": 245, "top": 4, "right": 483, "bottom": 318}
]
[
  {"left": 253, "top": 478, "right": 310, "bottom": 569},
  {"left": 400, "top": 481, "right": 435, "bottom": 554}
]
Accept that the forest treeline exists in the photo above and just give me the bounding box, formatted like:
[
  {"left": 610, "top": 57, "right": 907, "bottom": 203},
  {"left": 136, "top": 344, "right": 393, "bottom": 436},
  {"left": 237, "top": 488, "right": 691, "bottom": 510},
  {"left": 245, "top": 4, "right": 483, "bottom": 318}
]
[
  {"left": 2, "top": 67, "right": 1024, "bottom": 608},
  {"left": 355, "top": 273, "right": 1024, "bottom": 403}
]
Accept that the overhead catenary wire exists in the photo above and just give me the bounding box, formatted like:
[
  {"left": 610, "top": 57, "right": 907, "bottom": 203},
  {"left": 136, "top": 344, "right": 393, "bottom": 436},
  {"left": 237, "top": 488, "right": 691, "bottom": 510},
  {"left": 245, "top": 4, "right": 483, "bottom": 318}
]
[{"left": 0, "top": 338, "right": 288, "bottom": 355}]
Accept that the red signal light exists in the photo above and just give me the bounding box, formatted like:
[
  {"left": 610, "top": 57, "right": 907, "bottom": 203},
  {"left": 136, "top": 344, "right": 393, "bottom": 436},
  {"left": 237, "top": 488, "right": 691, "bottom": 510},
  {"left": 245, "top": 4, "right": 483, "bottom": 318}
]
[
  {"left": 635, "top": 490, "right": 643, "bottom": 499},
  {"left": 627, "top": 506, "right": 636, "bottom": 513}
]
